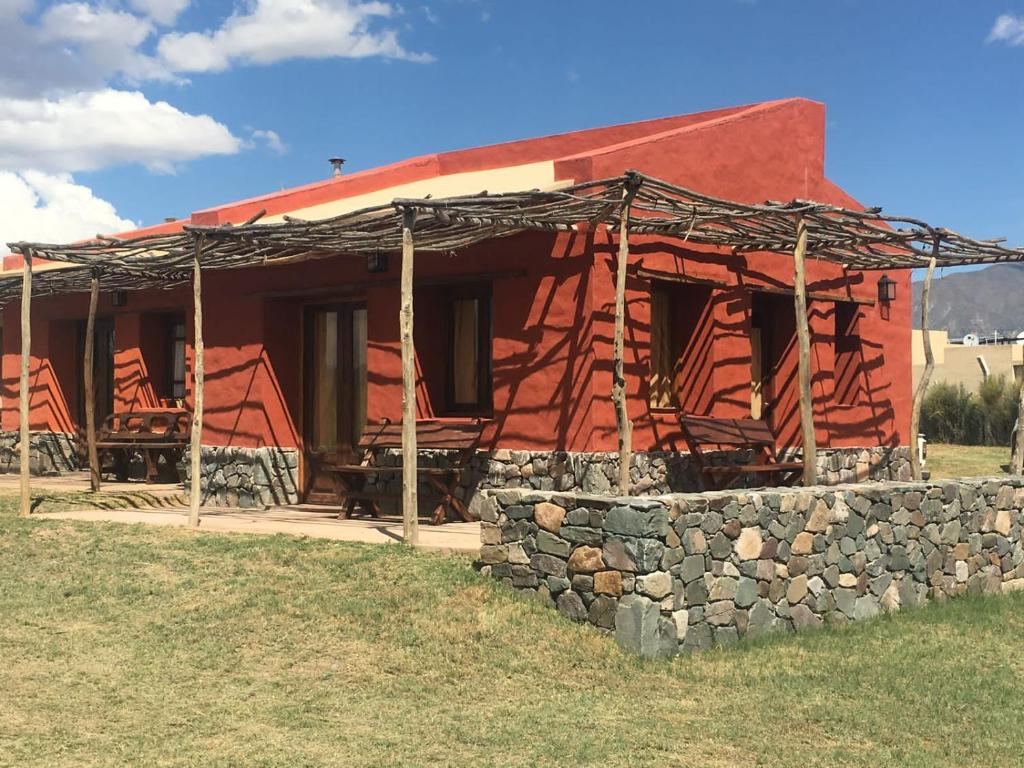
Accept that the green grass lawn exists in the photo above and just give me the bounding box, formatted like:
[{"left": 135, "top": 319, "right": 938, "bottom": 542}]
[
  {"left": 2, "top": 493, "right": 1024, "bottom": 766},
  {"left": 926, "top": 443, "right": 1011, "bottom": 479}
]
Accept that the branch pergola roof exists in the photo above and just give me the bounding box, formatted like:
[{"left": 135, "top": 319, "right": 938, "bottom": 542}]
[
  {"left": 7, "top": 168, "right": 1024, "bottom": 528},
  {"left": 6, "top": 170, "right": 1024, "bottom": 306}
]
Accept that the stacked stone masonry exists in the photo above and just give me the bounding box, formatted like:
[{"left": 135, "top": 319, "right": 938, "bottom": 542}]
[
  {"left": 0, "top": 431, "right": 79, "bottom": 475},
  {"left": 473, "top": 477, "right": 1024, "bottom": 657},
  {"left": 184, "top": 446, "right": 300, "bottom": 507},
  {"left": 363, "top": 445, "right": 912, "bottom": 514}
]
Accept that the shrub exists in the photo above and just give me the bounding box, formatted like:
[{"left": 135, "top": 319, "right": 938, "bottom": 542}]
[{"left": 921, "top": 375, "right": 1019, "bottom": 446}]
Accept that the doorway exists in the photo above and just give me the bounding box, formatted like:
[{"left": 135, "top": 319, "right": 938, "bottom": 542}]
[
  {"left": 303, "top": 303, "right": 367, "bottom": 503},
  {"left": 75, "top": 316, "right": 115, "bottom": 427},
  {"left": 750, "top": 293, "right": 796, "bottom": 429}
]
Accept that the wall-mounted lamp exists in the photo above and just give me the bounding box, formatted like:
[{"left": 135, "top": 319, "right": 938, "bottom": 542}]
[
  {"left": 366, "top": 250, "right": 388, "bottom": 274},
  {"left": 112, "top": 290, "right": 128, "bottom": 307},
  {"left": 877, "top": 275, "right": 896, "bottom": 303}
]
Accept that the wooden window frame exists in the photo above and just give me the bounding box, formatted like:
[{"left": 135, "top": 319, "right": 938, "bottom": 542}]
[
  {"left": 166, "top": 314, "right": 187, "bottom": 401},
  {"left": 649, "top": 283, "right": 678, "bottom": 410},
  {"left": 443, "top": 283, "right": 493, "bottom": 416},
  {"left": 834, "top": 301, "right": 863, "bottom": 406}
]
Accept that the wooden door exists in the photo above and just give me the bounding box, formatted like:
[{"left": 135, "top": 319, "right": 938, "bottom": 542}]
[
  {"left": 750, "top": 326, "right": 763, "bottom": 419},
  {"left": 76, "top": 316, "right": 115, "bottom": 427},
  {"left": 750, "top": 293, "right": 796, "bottom": 432},
  {"left": 303, "top": 304, "right": 367, "bottom": 503}
]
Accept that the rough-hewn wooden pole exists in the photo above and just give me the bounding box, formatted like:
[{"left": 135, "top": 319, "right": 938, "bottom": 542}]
[
  {"left": 910, "top": 246, "right": 938, "bottom": 480},
  {"left": 1015, "top": 375, "right": 1024, "bottom": 474},
  {"left": 612, "top": 184, "right": 637, "bottom": 494},
  {"left": 400, "top": 207, "right": 419, "bottom": 545},
  {"left": 1015, "top": 317, "right": 1024, "bottom": 472},
  {"left": 189, "top": 237, "right": 205, "bottom": 528},
  {"left": 792, "top": 216, "right": 817, "bottom": 486},
  {"left": 18, "top": 250, "right": 32, "bottom": 517},
  {"left": 84, "top": 274, "right": 101, "bottom": 491}
]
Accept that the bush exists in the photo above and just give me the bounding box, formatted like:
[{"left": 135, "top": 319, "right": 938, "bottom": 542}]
[{"left": 921, "top": 375, "right": 1019, "bottom": 446}]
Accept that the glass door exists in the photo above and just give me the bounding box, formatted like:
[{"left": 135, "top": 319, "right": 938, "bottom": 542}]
[{"left": 303, "top": 303, "right": 367, "bottom": 502}]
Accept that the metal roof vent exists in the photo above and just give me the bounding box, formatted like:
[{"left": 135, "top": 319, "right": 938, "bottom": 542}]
[{"left": 329, "top": 157, "right": 346, "bottom": 177}]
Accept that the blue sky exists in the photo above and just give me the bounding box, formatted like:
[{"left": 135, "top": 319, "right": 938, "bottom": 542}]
[{"left": 2, "top": 0, "right": 1023, "bottom": 264}]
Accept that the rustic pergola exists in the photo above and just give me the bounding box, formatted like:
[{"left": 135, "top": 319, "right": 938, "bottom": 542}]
[{"left": 7, "top": 170, "right": 1024, "bottom": 543}]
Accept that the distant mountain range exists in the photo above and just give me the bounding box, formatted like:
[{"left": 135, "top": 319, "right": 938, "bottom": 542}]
[{"left": 912, "top": 263, "right": 1024, "bottom": 338}]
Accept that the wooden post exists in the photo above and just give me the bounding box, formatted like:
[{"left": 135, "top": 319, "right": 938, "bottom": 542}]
[
  {"left": 400, "top": 207, "right": 419, "bottom": 545},
  {"left": 189, "top": 237, "right": 205, "bottom": 527},
  {"left": 612, "top": 185, "right": 637, "bottom": 494},
  {"left": 84, "top": 274, "right": 101, "bottom": 491},
  {"left": 792, "top": 216, "right": 817, "bottom": 486},
  {"left": 910, "top": 247, "right": 938, "bottom": 480},
  {"left": 18, "top": 250, "right": 32, "bottom": 517},
  {"left": 1015, "top": 369, "right": 1024, "bottom": 475},
  {"left": 1015, "top": 320, "right": 1024, "bottom": 473}
]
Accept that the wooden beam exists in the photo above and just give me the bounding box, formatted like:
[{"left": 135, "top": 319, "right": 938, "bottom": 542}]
[
  {"left": 745, "top": 281, "right": 876, "bottom": 307},
  {"left": 84, "top": 274, "right": 101, "bottom": 491},
  {"left": 246, "top": 269, "right": 527, "bottom": 299},
  {"left": 612, "top": 185, "right": 637, "bottom": 493},
  {"left": 19, "top": 251, "right": 32, "bottom": 517},
  {"left": 400, "top": 207, "right": 419, "bottom": 545},
  {"left": 189, "top": 237, "right": 205, "bottom": 528},
  {"left": 634, "top": 268, "right": 876, "bottom": 305},
  {"left": 792, "top": 217, "right": 817, "bottom": 486},
  {"left": 910, "top": 249, "right": 938, "bottom": 480}
]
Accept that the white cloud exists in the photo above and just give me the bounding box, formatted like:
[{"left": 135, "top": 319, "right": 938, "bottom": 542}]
[
  {"left": 38, "top": 2, "right": 175, "bottom": 84},
  {"left": 0, "top": 170, "right": 136, "bottom": 251},
  {"left": 0, "top": 0, "right": 429, "bottom": 95},
  {"left": 0, "top": 0, "right": 32, "bottom": 20},
  {"left": 158, "top": 0, "right": 432, "bottom": 73},
  {"left": 0, "top": 89, "right": 243, "bottom": 173},
  {"left": 0, "top": 0, "right": 430, "bottom": 247},
  {"left": 129, "top": 0, "right": 190, "bottom": 25},
  {"left": 249, "top": 128, "right": 287, "bottom": 154},
  {"left": 40, "top": 3, "right": 153, "bottom": 45},
  {"left": 988, "top": 14, "right": 1024, "bottom": 45}
]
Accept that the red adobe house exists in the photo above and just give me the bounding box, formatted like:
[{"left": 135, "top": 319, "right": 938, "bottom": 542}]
[{"left": 0, "top": 98, "right": 912, "bottom": 508}]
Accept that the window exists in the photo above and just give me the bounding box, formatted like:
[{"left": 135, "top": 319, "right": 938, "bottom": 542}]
[
  {"left": 648, "top": 281, "right": 715, "bottom": 411},
  {"left": 834, "top": 302, "right": 863, "bottom": 405},
  {"left": 446, "top": 285, "right": 491, "bottom": 413},
  {"left": 649, "top": 285, "right": 675, "bottom": 408},
  {"left": 167, "top": 315, "right": 187, "bottom": 401}
]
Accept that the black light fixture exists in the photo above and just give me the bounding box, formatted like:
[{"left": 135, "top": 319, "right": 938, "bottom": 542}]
[
  {"left": 366, "top": 249, "right": 388, "bottom": 274},
  {"left": 112, "top": 290, "right": 128, "bottom": 307},
  {"left": 877, "top": 274, "right": 896, "bottom": 303}
]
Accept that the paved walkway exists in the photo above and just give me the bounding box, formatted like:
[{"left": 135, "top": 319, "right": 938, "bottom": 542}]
[
  {"left": 0, "top": 471, "right": 184, "bottom": 497},
  {"left": 7, "top": 472, "right": 480, "bottom": 554}
]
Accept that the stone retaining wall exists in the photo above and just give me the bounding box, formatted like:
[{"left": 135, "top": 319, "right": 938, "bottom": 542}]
[
  {"left": 0, "top": 431, "right": 79, "bottom": 475},
  {"left": 473, "top": 477, "right": 1024, "bottom": 657},
  {"left": 3, "top": 429, "right": 912, "bottom": 514},
  {"left": 183, "top": 446, "right": 300, "bottom": 507},
  {"left": 365, "top": 445, "right": 911, "bottom": 514}
]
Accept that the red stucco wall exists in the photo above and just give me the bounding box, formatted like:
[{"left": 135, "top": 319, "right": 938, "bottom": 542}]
[{"left": 0, "top": 97, "right": 912, "bottom": 469}]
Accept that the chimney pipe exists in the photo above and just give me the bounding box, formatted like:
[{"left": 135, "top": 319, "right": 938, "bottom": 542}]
[{"left": 329, "top": 157, "right": 345, "bottom": 177}]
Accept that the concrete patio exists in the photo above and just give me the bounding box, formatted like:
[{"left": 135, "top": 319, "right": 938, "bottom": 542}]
[{"left": 2, "top": 472, "right": 480, "bottom": 554}]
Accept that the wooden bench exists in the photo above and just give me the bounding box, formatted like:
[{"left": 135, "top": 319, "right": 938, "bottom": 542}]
[
  {"left": 679, "top": 414, "right": 803, "bottom": 490},
  {"left": 311, "top": 418, "right": 484, "bottom": 525},
  {"left": 96, "top": 410, "right": 192, "bottom": 483}
]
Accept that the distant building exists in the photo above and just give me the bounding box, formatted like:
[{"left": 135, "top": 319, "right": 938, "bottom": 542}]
[{"left": 912, "top": 330, "right": 1024, "bottom": 391}]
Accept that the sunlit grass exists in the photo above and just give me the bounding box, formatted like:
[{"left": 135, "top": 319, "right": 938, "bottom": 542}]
[
  {"left": 926, "top": 443, "right": 1010, "bottom": 479},
  {"left": 0, "top": 492, "right": 1021, "bottom": 766}
]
